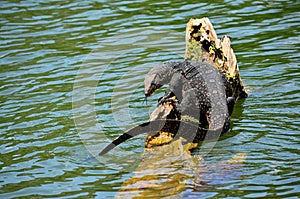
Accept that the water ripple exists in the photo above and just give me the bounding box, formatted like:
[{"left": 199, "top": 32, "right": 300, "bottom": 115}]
[{"left": 0, "top": 0, "right": 299, "bottom": 198}]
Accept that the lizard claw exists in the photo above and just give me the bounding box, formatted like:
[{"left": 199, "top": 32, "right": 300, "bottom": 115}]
[
  {"left": 158, "top": 96, "right": 168, "bottom": 106},
  {"left": 158, "top": 91, "right": 176, "bottom": 106}
]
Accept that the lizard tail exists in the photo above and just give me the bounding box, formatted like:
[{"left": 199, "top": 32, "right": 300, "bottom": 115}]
[
  {"left": 99, "top": 120, "right": 167, "bottom": 156},
  {"left": 98, "top": 119, "right": 206, "bottom": 156}
]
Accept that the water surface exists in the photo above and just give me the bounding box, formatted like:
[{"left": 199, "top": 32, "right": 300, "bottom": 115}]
[{"left": 1, "top": 0, "right": 299, "bottom": 198}]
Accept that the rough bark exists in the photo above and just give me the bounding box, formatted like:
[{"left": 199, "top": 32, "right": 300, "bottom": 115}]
[
  {"left": 185, "top": 17, "right": 248, "bottom": 99},
  {"left": 145, "top": 17, "right": 248, "bottom": 148}
]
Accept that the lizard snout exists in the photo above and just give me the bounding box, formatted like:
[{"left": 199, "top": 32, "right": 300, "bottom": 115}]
[{"left": 144, "top": 92, "right": 151, "bottom": 97}]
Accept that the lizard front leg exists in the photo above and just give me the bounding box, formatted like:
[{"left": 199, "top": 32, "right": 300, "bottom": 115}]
[{"left": 158, "top": 91, "right": 176, "bottom": 105}]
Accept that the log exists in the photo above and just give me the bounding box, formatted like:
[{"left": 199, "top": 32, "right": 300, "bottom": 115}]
[
  {"left": 145, "top": 17, "right": 248, "bottom": 148},
  {"left": 185, "top": 17, "right": 248, "bottom": 99}
]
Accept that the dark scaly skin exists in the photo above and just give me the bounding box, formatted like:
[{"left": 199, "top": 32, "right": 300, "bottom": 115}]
[{"left": 144, "top": 60, "right": 234, "bottom": 135}]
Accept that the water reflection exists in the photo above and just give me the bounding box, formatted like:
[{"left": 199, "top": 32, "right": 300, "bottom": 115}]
[{"left": 115, "top": 139, "right": 246, "bottom": 198}]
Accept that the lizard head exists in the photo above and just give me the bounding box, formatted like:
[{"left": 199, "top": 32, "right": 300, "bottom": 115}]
[
  {"left": 144, "top": 63, "right": 173, "bottom": 97},
  {"left": 144, "top": 71, "right": 164, "bottom": 97},
  {"left": 144, "top": 75, "right": 162, "bottom": 97}
]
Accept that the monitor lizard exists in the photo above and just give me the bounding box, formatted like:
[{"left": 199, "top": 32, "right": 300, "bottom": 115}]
[{"left": 98, "top": 60, "right": 235, "bottom": 156}]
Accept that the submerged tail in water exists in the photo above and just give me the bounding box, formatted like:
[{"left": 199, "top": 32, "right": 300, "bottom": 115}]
[{"left": 98, "top": 119, "right": 208, "bottom": 156}]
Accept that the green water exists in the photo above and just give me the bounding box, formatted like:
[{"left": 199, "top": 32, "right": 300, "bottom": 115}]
[{"left": 1, "top": 0, "right": 299, "bottom": 198}]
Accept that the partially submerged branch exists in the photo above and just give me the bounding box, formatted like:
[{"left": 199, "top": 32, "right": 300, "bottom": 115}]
[{"left": 145, "top": 17, "right": 248, "bottom": 147}]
